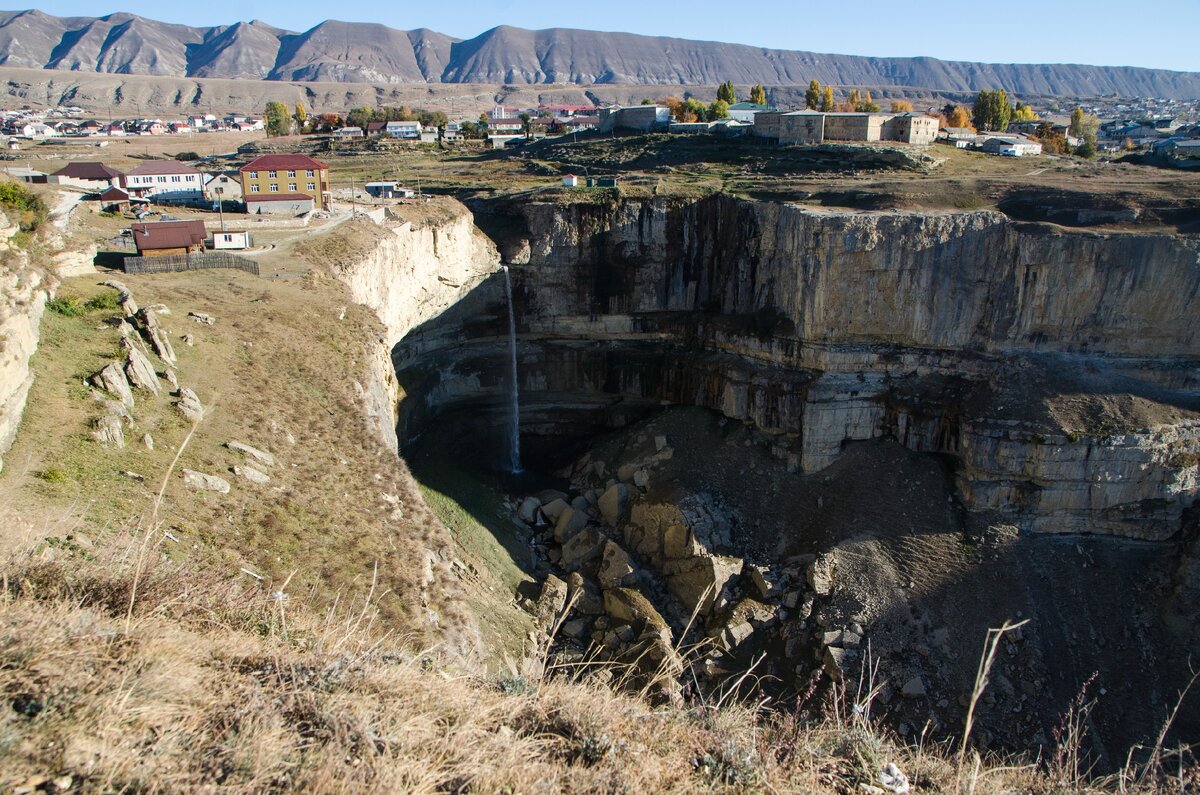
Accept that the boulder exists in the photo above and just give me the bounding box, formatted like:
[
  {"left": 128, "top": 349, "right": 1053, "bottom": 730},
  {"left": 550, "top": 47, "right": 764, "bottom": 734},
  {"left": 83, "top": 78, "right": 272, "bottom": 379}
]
[
  {"left": 163, "top": 368, "right": 179, "bottom": 390},
  {"left": 597, "top": 540, "right": 636, "bottom": 589},
  {"left": 181, "top": 469, "right": 230, "bottom": 493},
  {"left": 598, "top": 483, "right": 632, "bottom": 527},
  {"left": 91, "top": 411, "right": 125, "bottom": 448},
  {"left": 553, "top": 506, "right": 588, "bottom": 543},
  {"left": 541, "top": 498, "right": 570, "bottom": 524},
  {"left": 807, "top": 554, "right": 836, "bottom": 596},
  {"left": 188, "top": 311, "right": 215, "bottom": 325},
  {"left": 560, "top": 527, "right": 604, "bottom": 570},
  {"left": 234, "top": 464, "right": 270, "bottom": 485},
  {"left": 633, "top": 469, "right": 650, "bottom": 489},
  {"left": 536, "top": 574, "right": 570, "bottom": 629},
  {"left": 226, "top": 441, "right": 275, "bottom": 467},
  {"left": 823, "top": 646, "right": 858, "bottom": 680},
  {"left": 517, "top": 496, "right": 541, "bottom": 525},
  {"left": 101, "top": 279, "right": 137, "bottom": 316},
  {"left": 136, "top": 308, "right": 175, "bottom": 365},
  {"left": 603, "top": 587, "right": 669, "bottom": 633},
  {"left": 176, "top": 388, "right": 204, "bottom": 422},
  {"left": 142, "top": 433, "right": 154, "bottom": 450},
  {"left": 535, "top": 489, "right": 568, "bottom": 506},
  {"left": 616, "top": 462, "right": 638, "bottom": 483},
  {"left": 720, "top": 620, "right": 754, "bottom": 651},
  {"left": 566, "top": 572, "right": 605, "bottom": 615},
  {"left": 91, "top": 362, "right": 134, "bottom": 408},
  {"left": 901, "top": 676, "right": 926, "bottom": 698},
  {"left": 822, "top": 629, "right": 862, "bottom": 649},
  {"left": 122, "top": 341, "right": 160, "bottom": 394},
  {"left": 748, "top": 563, "right": 784, "bottom": 600},
  {"left": 663, "top": 554, "right": 742, "bottom": 616}
]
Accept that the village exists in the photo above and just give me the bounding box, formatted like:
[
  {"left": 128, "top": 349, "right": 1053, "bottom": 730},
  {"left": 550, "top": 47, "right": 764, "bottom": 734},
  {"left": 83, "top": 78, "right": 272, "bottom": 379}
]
[{"left": 2, "top": 87, "right": 1197, "bottom": 269}]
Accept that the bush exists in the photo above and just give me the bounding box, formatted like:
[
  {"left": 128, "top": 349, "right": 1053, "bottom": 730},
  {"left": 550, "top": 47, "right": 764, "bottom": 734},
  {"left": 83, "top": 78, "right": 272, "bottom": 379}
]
[
  {"left": 46, "top": 296, "right": 85, "bottom": 316},
  {"left": 0, "top": 181, "right": 49, "bottom": 231},
  {"left": 85, "top": 291, "right": 121, "bottom": 312},
  {"left": 35, "top": 467, "right": 68, "bottom": 483},
  {"left": 174, "top": 151, "right": 200, "bottom": 161}
]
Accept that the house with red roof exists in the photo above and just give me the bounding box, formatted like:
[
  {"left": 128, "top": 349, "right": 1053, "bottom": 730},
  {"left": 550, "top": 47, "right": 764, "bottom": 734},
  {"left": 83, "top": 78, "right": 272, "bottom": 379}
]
[
  {"left": 239, "top": 154, "right": 330, "bottom": 211},
  {"left": 123, "top": 160, "right": 204, "bottom": 204},
  {"left": 48, "top": 161, "right": 123, "bottom": 190},
  {"left": 130, "top": 220, "right": 207, "bottom": 256}
]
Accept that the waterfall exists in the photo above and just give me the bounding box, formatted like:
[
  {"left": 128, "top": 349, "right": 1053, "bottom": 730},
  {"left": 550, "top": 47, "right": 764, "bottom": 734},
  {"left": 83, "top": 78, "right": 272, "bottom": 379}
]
[{"left": 502, "top": 266, "right": 522, "bottom": 474}]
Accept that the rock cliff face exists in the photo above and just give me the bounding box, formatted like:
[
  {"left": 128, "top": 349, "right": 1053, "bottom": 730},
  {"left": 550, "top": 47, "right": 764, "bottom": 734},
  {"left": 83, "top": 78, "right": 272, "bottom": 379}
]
[
  {"left": 395, "top": 195, "right": 1200, "bottom": 541},
  {"left": 0, "top": 227, "right": 47, "bottom": 473}
]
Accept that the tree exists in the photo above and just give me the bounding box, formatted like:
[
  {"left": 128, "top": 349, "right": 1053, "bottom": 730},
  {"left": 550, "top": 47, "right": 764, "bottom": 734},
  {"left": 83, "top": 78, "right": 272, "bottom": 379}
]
[
  {"left": 947, "top": 105, "right": 973, "bottom": 130},
  {"left": 750, "top": 83, "right": 767, "bottom": 106},
  {"left": 716, "top": 80, "right": 737, "bottom": 104},
  {"left": 805, "top": 80, "right": 821, "bottom": 110},
  {"left": 847, "top": 89, "right": 861, "bottom": 110},
  {"left": 1012, "top": 103, "right": 1037, "bottom": 122},
  {"left": 316, "top": 112, "right": 342, "bottom": 132},
  {"left": 858, "top": 90, "right": 880, "bottom": 112},
  {"left": 820, "top": 86, "right": 835, "bottom": 112},
  {"left": 1071, "top": 109, "right": 1099, "bottom": 158},
  {"left": 683, "top": 98, "right": 708, "bottom": 123},
  {"left": 346, "top": 106, "right": 374, "bottom": 130},
  {"left": 294, "top": 101, "right": 308, "bottom": 132},
  {"left": 972, "top": 89, "right": 1011, "bottom": 132},
  {"left": 519, "top": 112, "right": 534, "bottom": 140},
  {"left": 890, "top": 99, "right": 914, "bottom": 113},
  {"left": 660, "top": 96, "right": 686, "bottom": 121},
  {"left": 1069, "top": 107, "right": 1085, "bottom": 138},
  {"left": 707, "top": 99, "right": 730, "bottom": 121},
  {"left": 1031, "top": 122, "right": 1067, "bottom": 154},
  {"left": 264, "top": 101, "right": 291, "bottom": 137}
]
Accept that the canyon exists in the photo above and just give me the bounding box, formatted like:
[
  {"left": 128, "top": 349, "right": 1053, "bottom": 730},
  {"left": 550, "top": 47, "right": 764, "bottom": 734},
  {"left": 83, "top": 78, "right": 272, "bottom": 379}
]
[{"left": 356, "top": 194, "right": 1200, "bottom": 762}]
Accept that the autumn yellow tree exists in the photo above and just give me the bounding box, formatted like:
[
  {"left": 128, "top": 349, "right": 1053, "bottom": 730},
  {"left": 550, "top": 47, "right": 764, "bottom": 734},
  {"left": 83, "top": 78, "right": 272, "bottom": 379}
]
[
  {"left": 750, "top": 84, "right": 767, "bottom": 105},
  {"left": 947, "top": 105, "right": 973, "bottom": 129},
  {"left": 890, "top": 99, "right": 913, "bottom": 112},
  {"left": 820, "top": 86, "right": 835, "bottom": 112}
]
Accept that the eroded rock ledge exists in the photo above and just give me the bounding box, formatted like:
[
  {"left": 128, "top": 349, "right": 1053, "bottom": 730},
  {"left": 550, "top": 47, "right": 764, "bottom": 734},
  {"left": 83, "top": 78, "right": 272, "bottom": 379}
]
[{"left": 396, "top": 195, "right": 1200, "bottom": 541}]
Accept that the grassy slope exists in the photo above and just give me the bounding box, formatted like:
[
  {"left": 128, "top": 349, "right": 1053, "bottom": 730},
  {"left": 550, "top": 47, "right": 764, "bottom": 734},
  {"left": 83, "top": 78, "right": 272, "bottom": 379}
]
[
  {"left": 0, "top": 248, "right": 1191, "bottom": 792},
  {"left": 1, "top": 268, "right": 531, "bottom": 656}
]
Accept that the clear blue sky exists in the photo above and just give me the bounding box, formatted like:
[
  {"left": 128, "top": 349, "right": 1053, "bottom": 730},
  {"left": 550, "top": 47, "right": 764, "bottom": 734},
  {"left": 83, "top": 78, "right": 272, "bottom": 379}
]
[{"left": 39, "top": 0, "right": 1200, "bottom": 72}]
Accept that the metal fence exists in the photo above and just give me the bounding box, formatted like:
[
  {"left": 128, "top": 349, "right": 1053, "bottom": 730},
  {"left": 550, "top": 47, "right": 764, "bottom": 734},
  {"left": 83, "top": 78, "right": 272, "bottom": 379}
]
[{"left": 122, "top": 251, "right": 260, "bottom": 276}]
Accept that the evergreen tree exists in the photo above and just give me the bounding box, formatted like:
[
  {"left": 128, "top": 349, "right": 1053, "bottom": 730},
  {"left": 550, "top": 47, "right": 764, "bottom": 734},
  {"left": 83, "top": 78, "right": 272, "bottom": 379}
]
[
  {"left": 820, "top": 86, "right": 835, "bottom": 112},
  {"left": 716, "top": 81, "right": 737, "bottom": 104},
  {"left": 264, "top": 101, "right": 292, "bottom": 137},
  {"left": 805, "top": 80, "right": 821, "bottom": 110},
  {"left": 750, "top": 83, "right": 767, "bottom": 106}
]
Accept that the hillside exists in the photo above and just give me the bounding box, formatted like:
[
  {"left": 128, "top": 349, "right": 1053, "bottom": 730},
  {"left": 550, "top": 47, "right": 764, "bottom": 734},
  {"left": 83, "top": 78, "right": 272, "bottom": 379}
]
[{"left": 2, "top": 9, "right": 1200, "bottom": 98}]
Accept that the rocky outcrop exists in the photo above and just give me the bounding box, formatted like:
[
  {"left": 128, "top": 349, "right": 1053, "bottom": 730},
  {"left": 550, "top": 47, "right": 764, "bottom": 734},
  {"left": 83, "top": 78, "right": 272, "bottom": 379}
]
[
  {"left": 397, "top": 195, "right": 1200, "bottom": 540},
  {"left": 330, "top": 202, "right": 501, "bottom": 346},
  {"left": 0, "top": 236, "right": 46, "bottom": 473}
]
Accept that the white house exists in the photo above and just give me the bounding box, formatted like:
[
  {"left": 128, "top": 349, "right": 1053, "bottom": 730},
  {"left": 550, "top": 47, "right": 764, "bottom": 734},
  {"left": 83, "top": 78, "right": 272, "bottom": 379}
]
[
  {"left": 980, "top": 135, "right": 1043, "bottom": 157},
  {"left": 384, "top": 121, "right": 422, "bottom": 139},
  {"left": 562, "top": 174, "right": 580, "bottom": 187},
  {"left": 19, "top": 123, "right": 59, "bottom": 139},
  {"left": 211, "top": 230, "right": 253, "bottom": 250},
  {"left": 123, "top": 161, "right": 205, "bottom": 203}
]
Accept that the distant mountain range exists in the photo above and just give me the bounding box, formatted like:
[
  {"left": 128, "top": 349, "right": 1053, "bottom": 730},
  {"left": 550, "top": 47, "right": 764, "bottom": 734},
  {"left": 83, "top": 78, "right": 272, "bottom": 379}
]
[{"left": 3, "top": 9, "right": 1200, "bottom": 99}]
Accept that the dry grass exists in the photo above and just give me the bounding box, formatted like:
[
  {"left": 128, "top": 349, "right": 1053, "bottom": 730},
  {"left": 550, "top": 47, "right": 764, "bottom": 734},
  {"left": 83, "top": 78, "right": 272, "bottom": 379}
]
[{"left": 2, "top": 515, "right": 1194, "bottom": 794}]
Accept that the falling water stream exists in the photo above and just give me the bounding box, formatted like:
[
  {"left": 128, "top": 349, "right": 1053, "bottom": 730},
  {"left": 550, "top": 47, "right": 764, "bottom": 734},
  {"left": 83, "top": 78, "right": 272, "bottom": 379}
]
[{"left": 502, "top": 266, "right": 523, "bottom": 474}]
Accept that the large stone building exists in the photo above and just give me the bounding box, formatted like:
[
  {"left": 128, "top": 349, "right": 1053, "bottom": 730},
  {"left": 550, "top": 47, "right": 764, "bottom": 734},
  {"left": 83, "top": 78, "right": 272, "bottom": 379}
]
[
  {"left": 751, "top": 110, "right": 938, "bottom": 146},
  {"left": 598, "top": 105, "right": 671, "bottom": 133},
  {"left": 123, "top": 161, "right": 205, "bottom": 204},
  {"left": 239, "top": 154, "right": 330, "bottom": 211}
]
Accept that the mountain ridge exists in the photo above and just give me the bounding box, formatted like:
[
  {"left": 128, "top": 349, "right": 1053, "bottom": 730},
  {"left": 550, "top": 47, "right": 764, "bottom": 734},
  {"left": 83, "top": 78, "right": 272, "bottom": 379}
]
[{"left": 2, "top": 9, "right": 1199, "bottom": 98}]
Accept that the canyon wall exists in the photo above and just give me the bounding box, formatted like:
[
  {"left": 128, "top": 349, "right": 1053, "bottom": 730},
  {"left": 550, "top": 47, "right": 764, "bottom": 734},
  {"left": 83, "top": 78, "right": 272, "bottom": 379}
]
[
  {"left": 0, "top": 226, "right": 47, "bottom": 474},
  {"left": 394, "top": 195, "right": 1200, "bottom": 541}
]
